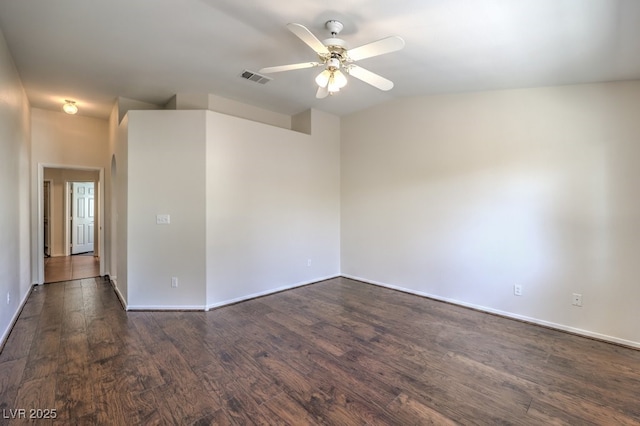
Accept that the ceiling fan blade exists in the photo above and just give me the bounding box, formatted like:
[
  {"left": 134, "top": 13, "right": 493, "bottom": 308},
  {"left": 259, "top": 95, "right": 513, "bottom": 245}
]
[
  {"left": 348, "top": 65, "right": 394, "bottom": 91},
  {"left": 347, "top": 36, "right": 405, "bottom": 61},
  {"left": 316, "top": 84, "right": 329, "bottom": 99},
  {"left": 259, "top": 62, "right": 322, "bottom": 74},
  {"left": 287, "top": 23, "right": 330, "bottom": 55}
]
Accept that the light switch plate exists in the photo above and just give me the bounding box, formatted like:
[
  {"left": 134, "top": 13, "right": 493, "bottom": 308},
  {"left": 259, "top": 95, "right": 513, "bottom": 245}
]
[{"left": 156, "top": 214, "right": 170, "bottom": 225}]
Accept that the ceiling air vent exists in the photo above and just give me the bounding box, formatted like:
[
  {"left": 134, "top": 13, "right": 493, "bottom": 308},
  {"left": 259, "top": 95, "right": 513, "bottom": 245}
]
[{"left": 240, "top": 70, "right": 272, "bottom": 84}]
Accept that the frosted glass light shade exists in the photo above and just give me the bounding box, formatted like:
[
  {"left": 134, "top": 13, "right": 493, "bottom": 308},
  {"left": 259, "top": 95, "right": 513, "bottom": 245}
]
[
  {"left": 63, "top": 100, "right": 78, "bottom": 114},
  {"left": 315, "top": 70, "right": 331, "bottom": 88},
  {"left": 331, "top": 70, "right": 347, "bottom": 89},
  {"left": 317, "top": 69, "right": 348, "bottom": 94}
]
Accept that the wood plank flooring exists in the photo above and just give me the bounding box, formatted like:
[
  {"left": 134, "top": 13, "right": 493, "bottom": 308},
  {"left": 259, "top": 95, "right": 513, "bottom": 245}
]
[
  {"left": 1, "top": 276, "right": 639, "bottom": 424},
  {"left": 44, "top": 254, "right": 100, "bottom": 283}
]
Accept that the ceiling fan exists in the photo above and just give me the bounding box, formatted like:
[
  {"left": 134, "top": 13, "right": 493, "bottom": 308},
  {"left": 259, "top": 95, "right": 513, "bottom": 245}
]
[{"left": 259, "top": 20, "right": 405, "bottom": 99}]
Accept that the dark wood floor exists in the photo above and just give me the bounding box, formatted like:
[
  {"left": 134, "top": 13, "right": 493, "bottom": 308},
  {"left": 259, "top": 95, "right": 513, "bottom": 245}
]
[{"left": 1, "top": 277, "right": 639, "bottom": 425}]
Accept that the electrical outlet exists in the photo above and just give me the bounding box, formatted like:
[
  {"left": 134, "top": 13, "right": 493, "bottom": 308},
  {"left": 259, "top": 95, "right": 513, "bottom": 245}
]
[
  {"left": 514, "top": 284, "right": 523, "bottom": 296},
  {"left": 171, "top": 277, "right": 179, "bottom": 288},
  {"left": 307, "top": 259, "right": 312, "bottom": 267},
  {"left": 572, "top": 293, "right": 583, "bottom": 307}
]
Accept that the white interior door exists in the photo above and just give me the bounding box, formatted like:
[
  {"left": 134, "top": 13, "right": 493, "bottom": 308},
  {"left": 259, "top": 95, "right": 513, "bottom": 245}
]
[{"left": 71, "top": 182, "right": 95, "bottom": 254}]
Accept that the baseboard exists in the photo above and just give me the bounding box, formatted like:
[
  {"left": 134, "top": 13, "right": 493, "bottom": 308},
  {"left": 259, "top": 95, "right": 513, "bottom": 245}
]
[
  {"left": 0, "top": 285, "right": 34, "bottom": 352},
  {"left": 108, "top": 277, "right": 128, "bottom": 311},
  {"left": 341, "top": 274, "right": 640, "bottom": 350},
  {"left": 205, "top": 274, "right": 340, "bottom": 311},
  {"left": 110, "top": 275, "right": 339, "bottom": 312},
  {"left": 127, "top": 305, "right": 206, "bottom": 311}
]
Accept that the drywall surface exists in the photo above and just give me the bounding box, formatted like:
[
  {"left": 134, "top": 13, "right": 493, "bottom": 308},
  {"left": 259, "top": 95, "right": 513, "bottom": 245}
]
[
  {"left": 117, "top": 96, "right": 161, "bottom": 124},
  {"left": 107, "top": 102, "right": 119, "bottom": 281},
  {"left": 114, "top": 115, "right": 129, "bottom": 304},
  {"left": 0, "top": 27, "right": 31, "bottom": 347},
  {"left": 126, "top": 110, "right": 207, "bottom": 308},
  {"left": 206, "top": 109, "right": 340, "bottom": 307},
  {"left": 170, "top": 93, "right": 292, "bottom": 130},
  {"left": 341, "top": 81, "right": 640, "bottom": 347},
  {"left": 31, "top": 108, "right": 108, "bottom": 167},
  {"left": 207, "top": 94, "right": 292, "bottom": 130}
]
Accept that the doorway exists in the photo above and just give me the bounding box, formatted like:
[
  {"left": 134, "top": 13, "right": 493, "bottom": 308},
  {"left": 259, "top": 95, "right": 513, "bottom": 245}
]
[
  {"left": 43, "top": 180, "right": 99, "bottom": 283},
  {"left": 37, "top": 165, "right": 105, "bottom": 284},
  {"left": 70, "top": 181, "right": 95, "bottom": 255}
]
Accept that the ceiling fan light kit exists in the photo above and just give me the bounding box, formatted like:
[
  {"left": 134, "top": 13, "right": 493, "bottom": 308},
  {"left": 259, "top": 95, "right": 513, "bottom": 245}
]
[{"left": 259, "top": 19, "right": 404, "bottom": 99}]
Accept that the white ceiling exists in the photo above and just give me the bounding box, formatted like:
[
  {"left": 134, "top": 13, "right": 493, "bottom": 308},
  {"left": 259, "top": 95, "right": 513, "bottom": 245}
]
[{"left": 1, "top": 0, "right": 639, "bottom": 119}]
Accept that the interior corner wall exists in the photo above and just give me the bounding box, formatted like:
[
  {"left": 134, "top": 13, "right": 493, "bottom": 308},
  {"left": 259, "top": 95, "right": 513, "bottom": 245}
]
[
  {"left": 107, "top": 101, "right": 119, "bottom": 281},
  {"left": 125, "top": 110, "right": 207, "bottom": 308},
  {"left": 172, "top": 93, "right": 293, "bottom": 130},
  {"left": 0, "top": 26, "right": 31, "bottom": 347},
  {"left": 341, "top": 81, "right": 640, "bottom": 347},
  {"left": 291, "top": 109, "right": 311, "bottom": 135},
  {"left": 114, "top": 114, "right": 129, "bottom": 304},
  {"left": 206, "top": 94, "right": 292, "bottom": 130},
  {"left": 205, "top": 109, "right": 341, "bottom": 307},
  {"left": 116, "top": 96, "right": 162, "bottom": 124},
  {"left": 173, "top": 93, "right": 209, "bottom": 110}
]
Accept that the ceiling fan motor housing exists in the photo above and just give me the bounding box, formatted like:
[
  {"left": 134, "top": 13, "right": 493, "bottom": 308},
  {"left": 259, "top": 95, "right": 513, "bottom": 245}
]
[
  {"left": 325, "top": 20, "right": 344, "bottom": 36},
  {"left": 326, "top": 57, "right": 341, "bottom": 71}
]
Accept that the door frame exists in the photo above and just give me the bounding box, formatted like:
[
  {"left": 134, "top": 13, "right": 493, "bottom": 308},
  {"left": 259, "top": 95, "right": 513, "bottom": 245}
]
[
  {"left": 65, "top": 182, "right": 70, "bottom": 256},
  {"left": 36, "top": 163, "right": 105, "bottom": 284},
  {"left": 43, "top": 179, "right": 53, "bottom": 257}
]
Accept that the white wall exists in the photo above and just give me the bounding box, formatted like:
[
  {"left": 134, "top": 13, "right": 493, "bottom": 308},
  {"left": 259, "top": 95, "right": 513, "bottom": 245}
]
[
  {"left": 31, "top": 108, "right": 109, "bottom": 166},
  {"left": 120, "top": 108, "right": 340, "bottom": 309},
  {"left": 114, "top": 114, "right": 129, "bottom": 304},
  {"left": 126, "top": 110, "right": 207, "bottom": 308},
  {"left": 117, "top": 96, "right": 161, "bottom": 124},
  {"left": 0, "top": 27, "right": 31, "bottom": 347},
  {"left": 170, "top": 93, "right": 293, "bottom": 130},
  {"left": 205, "top": 109, "right": 341, "bottom": 307},
  {"left": 341, "top": 81, "right": 640, "bottom": 347}
]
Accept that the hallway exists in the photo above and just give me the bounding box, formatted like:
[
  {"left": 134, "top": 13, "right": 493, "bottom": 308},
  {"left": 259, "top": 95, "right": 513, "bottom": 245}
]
[{"left": 44, "top": 253, "right": 100, "bottom": 283}]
